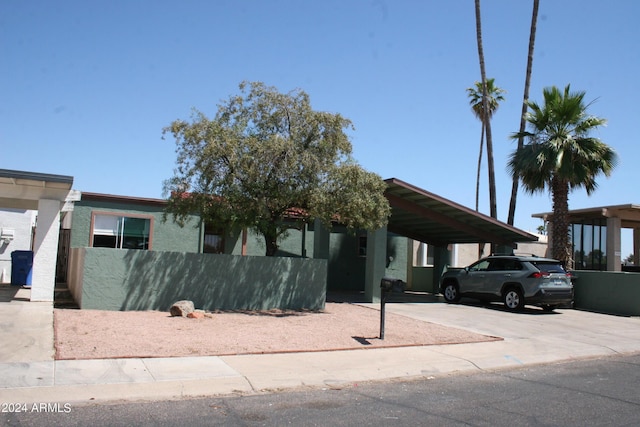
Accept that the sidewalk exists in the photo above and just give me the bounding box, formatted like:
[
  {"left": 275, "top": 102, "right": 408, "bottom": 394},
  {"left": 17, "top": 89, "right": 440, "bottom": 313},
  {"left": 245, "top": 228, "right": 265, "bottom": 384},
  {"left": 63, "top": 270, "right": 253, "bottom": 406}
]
[{"left": 2, "top": 285, "right": 640, "bottom": 405}]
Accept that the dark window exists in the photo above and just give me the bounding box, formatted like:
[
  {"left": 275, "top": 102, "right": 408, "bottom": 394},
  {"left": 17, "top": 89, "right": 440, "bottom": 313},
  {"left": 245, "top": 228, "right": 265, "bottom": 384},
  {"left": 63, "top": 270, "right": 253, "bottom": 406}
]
[
  {"left": 203, "top": 224, "right": 224, "bottom": 254},
  {"left": 469, "top": 260, "right": 490, "bottom": 272},
  {"left": 358, "top": 235, "right": 367, "bottom": 257},
  {"left": 91, "top": 214, "right": 151, "bottom": 250},
  {"left": 532, "top": 261, "right": 567, "bottom": 274},
  {"left": 571, "top": 219, "right": 607, "bottom": 270}
]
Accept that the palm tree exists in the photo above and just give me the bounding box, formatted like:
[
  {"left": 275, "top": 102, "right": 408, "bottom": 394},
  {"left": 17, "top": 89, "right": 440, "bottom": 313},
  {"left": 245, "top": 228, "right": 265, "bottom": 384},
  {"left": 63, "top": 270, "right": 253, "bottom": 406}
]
[
  {"left": 507, "top": 0, "right": 540, "bottom": 226},
  {"left": 508, "top": 85, "right": 618, "bottom": 269},
  {"left": 473, "top": 0, "right": 497, "bottom": 219},
  {"left": 467, "top": 78, "right": 506, "bottom": 212}
]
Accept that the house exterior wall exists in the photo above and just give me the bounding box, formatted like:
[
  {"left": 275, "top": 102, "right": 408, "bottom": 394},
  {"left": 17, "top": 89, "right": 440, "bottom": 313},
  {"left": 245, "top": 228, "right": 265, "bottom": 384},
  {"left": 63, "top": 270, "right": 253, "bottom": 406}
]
[
  {"left": 68, "top": 247, "right": 327, "bottom": 311},
  {"left": 228, "top": 223, "right": 408, "bottom": 292},
  {"left": 67, "top": 196, "right": 410, "bottom": 308},
  {"left": 70, "top": 200, "right": 201, "bottom": 253},
  {"left": 410, "top": 267, "right": 436, "bottom": 292},
  {"left": 326, "top": 228, "right": 408, "bottom": 292},
  {"left": 0, "top": 208, "right": 35, "bottom": 283}
]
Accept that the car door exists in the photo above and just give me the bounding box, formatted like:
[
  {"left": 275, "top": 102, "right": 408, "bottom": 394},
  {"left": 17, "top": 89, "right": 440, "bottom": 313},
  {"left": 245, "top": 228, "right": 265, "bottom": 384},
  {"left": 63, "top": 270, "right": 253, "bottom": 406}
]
[
  {"left": 481, "top": 258, "right": 508, "bottom": 296},
  {"left": 463, "top": 259, "right": 491, "bottom": 294}
]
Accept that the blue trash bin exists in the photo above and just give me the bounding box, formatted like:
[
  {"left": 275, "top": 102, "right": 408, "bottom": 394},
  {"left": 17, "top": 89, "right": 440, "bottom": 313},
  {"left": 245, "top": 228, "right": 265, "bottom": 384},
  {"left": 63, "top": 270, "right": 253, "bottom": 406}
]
[{"left": 11, "top": 250, "right": 33, "bottom": 286}]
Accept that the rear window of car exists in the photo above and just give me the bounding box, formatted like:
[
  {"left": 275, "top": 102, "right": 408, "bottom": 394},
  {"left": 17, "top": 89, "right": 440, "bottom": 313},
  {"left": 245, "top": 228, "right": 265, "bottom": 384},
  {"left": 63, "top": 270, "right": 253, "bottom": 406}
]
[{"left": 530, "top": 261, "right": 566, "bottom": 273}]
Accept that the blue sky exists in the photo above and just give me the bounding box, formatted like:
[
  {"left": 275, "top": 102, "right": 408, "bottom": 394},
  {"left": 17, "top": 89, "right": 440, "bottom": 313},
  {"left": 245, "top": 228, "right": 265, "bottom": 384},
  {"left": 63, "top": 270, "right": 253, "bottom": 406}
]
[{"left": 2, "top": 1, "right": 638, "bottom": 255}]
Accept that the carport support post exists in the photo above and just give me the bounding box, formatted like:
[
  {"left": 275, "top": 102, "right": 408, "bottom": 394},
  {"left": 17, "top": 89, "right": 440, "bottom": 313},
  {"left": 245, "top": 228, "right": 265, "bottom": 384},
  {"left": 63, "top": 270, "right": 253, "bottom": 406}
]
[
  {"left": 31, "top": 198, "right": 62, "bottom": 301},
  {"left": 606, "top": 216, "right": 622, "bottom": 272},
  {"left": 634, "top": 228, "right": 640, "bottom": 267},
  {"left": 431, "top": 246, "right": 451, "bottom": 294},
  {"left": 365, "top": 226, "right": 387, "bottom": 303}
]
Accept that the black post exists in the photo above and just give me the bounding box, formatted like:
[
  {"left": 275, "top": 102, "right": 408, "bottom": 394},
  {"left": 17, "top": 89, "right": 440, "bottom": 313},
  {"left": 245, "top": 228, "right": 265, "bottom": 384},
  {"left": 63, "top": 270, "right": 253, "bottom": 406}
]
[{"left": 380, "top": 289, "right": 387, "bottom": 340}]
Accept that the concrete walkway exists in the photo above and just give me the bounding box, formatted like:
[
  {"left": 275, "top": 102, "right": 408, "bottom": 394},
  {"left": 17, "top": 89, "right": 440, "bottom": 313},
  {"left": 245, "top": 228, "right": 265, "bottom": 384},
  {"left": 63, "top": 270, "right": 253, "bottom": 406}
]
[{"left": 2, "top": 285, "right": 640, "bottom": 405}]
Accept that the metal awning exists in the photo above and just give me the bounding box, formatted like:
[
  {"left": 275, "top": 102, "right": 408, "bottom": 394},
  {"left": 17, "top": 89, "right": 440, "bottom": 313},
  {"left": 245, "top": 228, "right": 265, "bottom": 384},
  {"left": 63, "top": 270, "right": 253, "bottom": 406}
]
[{"left": 385, "top": 178, "right": 538, "bottom": 247}]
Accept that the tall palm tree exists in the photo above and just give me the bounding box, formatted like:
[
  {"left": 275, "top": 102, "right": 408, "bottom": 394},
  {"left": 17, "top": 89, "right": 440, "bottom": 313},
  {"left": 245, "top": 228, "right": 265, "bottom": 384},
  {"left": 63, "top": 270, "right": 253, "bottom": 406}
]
[
  {"left": 467, "top": 78, "right": 506, "bottom": 212},
  {"left": 474, "top": 0, "right": 497, "bottom": 219},
  {"left": 508, "top": 85, "right": 618, "bottom": 269},
  {"left": 507, "top": 0, "right": 540, "bottom": 226}
]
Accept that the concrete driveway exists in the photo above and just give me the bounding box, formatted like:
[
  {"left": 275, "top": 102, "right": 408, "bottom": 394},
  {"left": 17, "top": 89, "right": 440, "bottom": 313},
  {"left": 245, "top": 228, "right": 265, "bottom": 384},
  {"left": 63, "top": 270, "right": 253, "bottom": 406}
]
[{"left": 376, "top": 296, "right": 640, "bottom": 368}]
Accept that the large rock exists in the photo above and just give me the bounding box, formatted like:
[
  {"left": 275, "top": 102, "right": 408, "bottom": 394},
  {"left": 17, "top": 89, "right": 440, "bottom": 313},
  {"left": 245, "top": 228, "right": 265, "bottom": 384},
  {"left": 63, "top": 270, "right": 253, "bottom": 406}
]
[{"left": 170, "top": 300, "right": 195, "bottom": 317}]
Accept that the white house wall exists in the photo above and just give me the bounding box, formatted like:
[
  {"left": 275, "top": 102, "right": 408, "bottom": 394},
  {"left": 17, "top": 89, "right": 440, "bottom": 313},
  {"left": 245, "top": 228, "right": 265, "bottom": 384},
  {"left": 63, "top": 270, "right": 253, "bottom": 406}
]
[{"left": 0, "top": 208, "right": 36, "bottom": 283}]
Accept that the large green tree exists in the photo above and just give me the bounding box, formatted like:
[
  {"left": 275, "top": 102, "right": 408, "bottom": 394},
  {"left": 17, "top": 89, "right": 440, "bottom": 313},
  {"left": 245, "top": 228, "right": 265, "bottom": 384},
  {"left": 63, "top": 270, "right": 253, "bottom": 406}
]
[
  {"left": 508, "top": 85, "right": 617, "bottom": 268},
  {"left": 163, "top": 81, "right": 391, "bottom": 256},
  {"left": 466, "top": 78, "right": 506, "bottom": 212}
]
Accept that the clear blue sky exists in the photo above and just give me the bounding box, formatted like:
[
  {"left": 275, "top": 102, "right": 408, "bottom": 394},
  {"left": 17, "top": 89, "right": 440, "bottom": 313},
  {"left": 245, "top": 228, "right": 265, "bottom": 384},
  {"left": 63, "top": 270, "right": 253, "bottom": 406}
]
[{"left": 2, "top": 1, "right": 638, "bottom": 255}]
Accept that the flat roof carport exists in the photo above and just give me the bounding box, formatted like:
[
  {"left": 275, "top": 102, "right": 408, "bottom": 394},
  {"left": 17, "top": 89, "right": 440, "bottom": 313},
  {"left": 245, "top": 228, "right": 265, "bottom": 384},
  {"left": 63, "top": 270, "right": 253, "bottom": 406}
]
[
  {"left": 0, "top": 169, "right": 75, "bottom": 302},
  {"left": 384, "top": 178, "right": 538, "bottom": 247},
  {"left": 0, "top": 169, "right": 74, "bottom": 210}
]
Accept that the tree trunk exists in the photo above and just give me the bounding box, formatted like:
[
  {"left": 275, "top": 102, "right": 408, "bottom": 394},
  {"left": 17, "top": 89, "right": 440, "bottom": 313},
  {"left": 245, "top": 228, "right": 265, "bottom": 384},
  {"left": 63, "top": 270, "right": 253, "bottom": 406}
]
[
  {"left": 551, "top": 175, "right": 573, "bottom": 269},
  {"left": 475, "top": 122, "right": 485, "bottom": 211},
  {"left": 474, "top": 0, "right": 497, "bottom": 220},
  {"left": 508, "top": 0, "right": 539, "bottom": 225},
  {"left": 476, "top": 122, "right": 485, "bottom": 259},
  {"left": 264, "top": 234, "right": 278, "bottom": 257}
]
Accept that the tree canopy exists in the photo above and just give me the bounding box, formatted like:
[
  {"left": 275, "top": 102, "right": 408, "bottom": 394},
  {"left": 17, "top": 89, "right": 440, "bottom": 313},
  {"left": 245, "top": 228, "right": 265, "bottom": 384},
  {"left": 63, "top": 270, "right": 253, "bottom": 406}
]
[
  {"left": 163, "top": 81, "right": 390, "bottom": 256},
  {"left": 508, "top": 84, "right": 617, "bottom": 267}
]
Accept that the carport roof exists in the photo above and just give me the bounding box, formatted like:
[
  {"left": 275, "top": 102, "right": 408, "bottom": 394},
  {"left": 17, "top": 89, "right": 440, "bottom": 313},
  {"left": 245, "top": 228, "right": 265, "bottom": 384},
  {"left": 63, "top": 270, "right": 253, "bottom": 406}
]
[
  {"left": 0, "top": 168, "right": 74, "bottom": 210},
  {"left": 385, "top": 178, "right": 538, "bottom": 247},
  {"left": 533, "top": 204, "right": 640, "bottom": 229}
]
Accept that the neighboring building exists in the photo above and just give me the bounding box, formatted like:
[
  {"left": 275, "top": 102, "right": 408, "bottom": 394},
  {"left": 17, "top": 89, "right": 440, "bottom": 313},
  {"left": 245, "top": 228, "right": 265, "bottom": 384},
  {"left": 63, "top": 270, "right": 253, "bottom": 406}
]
[
  {"left": 0, "top": 208, "right": 36, "bottom": 283},
  {"left": 533, "top": 204, "right": 640, "bottom": 272}
]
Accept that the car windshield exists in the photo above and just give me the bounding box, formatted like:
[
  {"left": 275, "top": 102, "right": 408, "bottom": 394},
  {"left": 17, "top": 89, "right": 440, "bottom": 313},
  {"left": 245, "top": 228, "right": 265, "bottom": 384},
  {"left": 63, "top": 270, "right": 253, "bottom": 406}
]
[{"left": 531, "top": 261, "right": 566, "bottom": 274}]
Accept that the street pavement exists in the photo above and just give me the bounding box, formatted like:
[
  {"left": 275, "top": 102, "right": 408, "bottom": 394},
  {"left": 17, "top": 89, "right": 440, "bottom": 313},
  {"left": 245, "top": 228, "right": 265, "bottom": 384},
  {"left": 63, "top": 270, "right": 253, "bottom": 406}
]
[{"left": 1, "top": 284, "right": 640, "bottom": 406}]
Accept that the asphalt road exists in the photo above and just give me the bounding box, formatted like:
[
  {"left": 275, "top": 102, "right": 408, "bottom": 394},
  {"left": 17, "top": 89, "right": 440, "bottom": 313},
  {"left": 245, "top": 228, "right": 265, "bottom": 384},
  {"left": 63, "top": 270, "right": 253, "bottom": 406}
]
[{"left": 4, "top": 352, "right": 640, "bottom": 427}]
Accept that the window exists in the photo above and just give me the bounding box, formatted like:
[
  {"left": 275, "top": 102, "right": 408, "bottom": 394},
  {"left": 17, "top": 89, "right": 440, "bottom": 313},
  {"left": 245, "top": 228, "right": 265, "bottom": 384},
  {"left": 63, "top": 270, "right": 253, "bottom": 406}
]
[
  {"left": 469, "top": 259, "right": 490, "bottom": 272},
  {"left": 203, "top": 224, "right": 225, "bottom": 254},
  {"left": 358, "top": 235, "right": 367, "bottom": 257},
  {"left": 571, "top": 219, "right": 607, "bottom": 270},
  {"left": 414, "top": 242, "right": 435, "bottom": 267},
  {"left": 91, "top": 213, "right": 152, "bottom": 250}
]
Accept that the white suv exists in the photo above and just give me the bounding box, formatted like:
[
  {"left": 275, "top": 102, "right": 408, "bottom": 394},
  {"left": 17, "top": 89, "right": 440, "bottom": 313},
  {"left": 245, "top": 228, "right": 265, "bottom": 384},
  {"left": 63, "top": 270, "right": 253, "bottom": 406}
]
[{"left": 440, "top": 255, "right": 574, "bottom": 311}]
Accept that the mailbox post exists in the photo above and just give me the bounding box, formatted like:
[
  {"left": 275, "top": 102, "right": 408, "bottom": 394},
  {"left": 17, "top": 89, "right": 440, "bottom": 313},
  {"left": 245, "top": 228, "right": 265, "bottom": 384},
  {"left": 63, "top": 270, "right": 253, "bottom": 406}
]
[{"left": 379, "top": 277, "right": 405, "bottom": 340}]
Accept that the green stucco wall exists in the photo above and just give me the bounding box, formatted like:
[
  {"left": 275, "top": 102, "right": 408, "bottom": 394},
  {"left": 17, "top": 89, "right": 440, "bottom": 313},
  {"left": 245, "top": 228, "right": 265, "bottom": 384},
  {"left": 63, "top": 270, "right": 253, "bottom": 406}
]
[
  {"left": 411, "top": 267, "right": 436, "bottom": 292},
  {"left": 70, "top": 248, "right": 327, "bottom": 311},
  {"left": 68, "top": 198, "right": 410, "bottom": 302},
  {"left": 385, "top": 233, "right": 409, "bottom": 281},
  {"left": 70, "top": 200, "right": 201, "bottom": 253},
  {"left": 326, "top": 229, "right": 409, "bottom": 292},
  {"left": 572, "top": 271, "right": 640, "bottom": 316}
]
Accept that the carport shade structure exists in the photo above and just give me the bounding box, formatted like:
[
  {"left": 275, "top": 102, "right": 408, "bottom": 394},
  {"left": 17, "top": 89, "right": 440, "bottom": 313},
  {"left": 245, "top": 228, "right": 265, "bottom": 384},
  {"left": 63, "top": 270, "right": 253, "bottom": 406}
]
[
  {"left": 0, "top": 168, "right": 75, "bottom": 302},
  {"left": 384, "top": 178, "right": 537, "bottom": 248}
]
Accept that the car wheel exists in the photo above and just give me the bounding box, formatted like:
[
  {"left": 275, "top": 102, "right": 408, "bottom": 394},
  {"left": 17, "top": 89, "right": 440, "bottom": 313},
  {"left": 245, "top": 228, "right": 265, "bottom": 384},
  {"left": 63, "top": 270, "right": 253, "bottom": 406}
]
[
  {"left": 503, "top": 287, "right": 524, "bottom": 311},
  {"left": 443, "top": 282, "right": 461, "bottom": 303}
]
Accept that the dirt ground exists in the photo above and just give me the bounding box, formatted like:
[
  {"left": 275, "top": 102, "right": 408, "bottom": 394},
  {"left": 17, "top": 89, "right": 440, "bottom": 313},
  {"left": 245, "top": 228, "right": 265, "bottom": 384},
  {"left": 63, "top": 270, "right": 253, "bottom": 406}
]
[{"left": 53, "top": 302, "right": 501, "bottom": 360}]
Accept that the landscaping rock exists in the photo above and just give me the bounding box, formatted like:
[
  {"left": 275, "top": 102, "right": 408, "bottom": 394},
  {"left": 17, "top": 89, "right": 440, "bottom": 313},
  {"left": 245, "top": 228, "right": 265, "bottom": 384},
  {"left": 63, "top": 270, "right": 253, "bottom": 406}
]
[{"left": 170, "top": 300, "right": 195, "bottom": 317}]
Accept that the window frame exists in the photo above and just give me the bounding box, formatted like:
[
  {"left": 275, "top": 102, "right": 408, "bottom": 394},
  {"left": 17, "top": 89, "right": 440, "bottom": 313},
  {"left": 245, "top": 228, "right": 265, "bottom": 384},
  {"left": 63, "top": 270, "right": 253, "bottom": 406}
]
[{"left": 89, "top": 211, "right": 154, "bottom": 250}]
